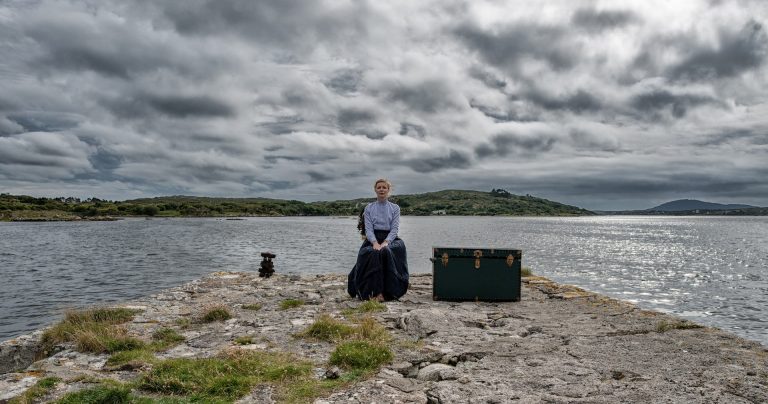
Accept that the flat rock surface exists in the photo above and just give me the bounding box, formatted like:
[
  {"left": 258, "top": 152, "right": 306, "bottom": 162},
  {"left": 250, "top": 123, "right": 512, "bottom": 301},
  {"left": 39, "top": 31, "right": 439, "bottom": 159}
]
[{"left": 1, "top": 272, "right": 767, "bottom": 403}]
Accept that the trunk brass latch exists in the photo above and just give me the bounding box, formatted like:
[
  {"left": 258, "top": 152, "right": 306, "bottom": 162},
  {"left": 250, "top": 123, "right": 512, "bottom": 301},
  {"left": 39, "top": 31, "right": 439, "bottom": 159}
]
[
  {"left": 441, "top": 252, "right": 449, "bottom": 266},
  {"left": 506, "top": 254, "right": 515, "bottom": 268},
  {"left": 473, "top": 250, "right": 482, "bottom": 269}
]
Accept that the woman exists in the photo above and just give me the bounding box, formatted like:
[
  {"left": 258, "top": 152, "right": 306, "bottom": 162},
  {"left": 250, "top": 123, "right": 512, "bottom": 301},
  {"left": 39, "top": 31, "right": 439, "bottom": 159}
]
[{"left": 348, "top": 179, "right": 409, "bottom": 301}]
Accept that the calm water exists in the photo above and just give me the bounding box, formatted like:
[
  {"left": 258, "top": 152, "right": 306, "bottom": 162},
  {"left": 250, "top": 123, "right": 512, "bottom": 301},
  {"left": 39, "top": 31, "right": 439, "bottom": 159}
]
[{"left": 1, "top": 216, "right": 766, "bottom": 345}]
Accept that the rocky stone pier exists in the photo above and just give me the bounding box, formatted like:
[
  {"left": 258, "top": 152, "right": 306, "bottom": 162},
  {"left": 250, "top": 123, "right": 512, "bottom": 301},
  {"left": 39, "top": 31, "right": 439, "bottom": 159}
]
[{"left": 1, "top": 271, "right": 767, "bottom": 403}]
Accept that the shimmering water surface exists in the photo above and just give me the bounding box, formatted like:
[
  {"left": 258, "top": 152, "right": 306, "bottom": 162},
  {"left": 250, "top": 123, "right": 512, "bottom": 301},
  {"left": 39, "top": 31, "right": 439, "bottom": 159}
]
[{"left": 1, "top": 216, "right": 766, "bottom": 345}]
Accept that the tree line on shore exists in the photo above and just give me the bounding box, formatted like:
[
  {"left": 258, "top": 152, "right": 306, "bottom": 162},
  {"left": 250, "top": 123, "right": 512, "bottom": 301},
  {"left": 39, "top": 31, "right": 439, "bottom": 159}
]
[{"left": 0, "top": 189, "right": 594, "bottom": 220}]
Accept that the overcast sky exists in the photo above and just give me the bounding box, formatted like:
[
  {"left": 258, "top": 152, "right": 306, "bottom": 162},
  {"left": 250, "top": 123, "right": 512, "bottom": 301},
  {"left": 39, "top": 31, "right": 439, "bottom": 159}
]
[{"left": 1, "top": 0, "right": 767, "bottom": 210}]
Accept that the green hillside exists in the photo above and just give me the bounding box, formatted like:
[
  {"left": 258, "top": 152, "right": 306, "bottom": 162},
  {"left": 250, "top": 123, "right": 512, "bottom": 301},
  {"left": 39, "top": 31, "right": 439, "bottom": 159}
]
[
  {"left": 0, "top": 189, "right": 593, "bottom": 221},
  {"left": 312, "top": 189, "right": 593, "bottom": 216}
]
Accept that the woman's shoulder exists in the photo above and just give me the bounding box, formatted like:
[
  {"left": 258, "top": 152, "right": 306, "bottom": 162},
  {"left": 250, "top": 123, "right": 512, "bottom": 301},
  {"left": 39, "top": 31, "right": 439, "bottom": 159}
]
[{"left": 365, "top": 200, "right": 399, "bottom": 209}]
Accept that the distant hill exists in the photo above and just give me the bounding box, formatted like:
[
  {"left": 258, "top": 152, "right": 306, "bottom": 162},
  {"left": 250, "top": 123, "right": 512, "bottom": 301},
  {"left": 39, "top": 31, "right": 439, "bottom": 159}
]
[
  {"left": 648, "top": 199, "right": 756, "bottom": 212},
  {"left": 0, "top": 189, "right": 594, "bottom": 220},
  {"left": 314, "top": 189, "right": 595, "bottom": 216},
  {"left": 600, "top": 199, "right": 767, "bottom": 216}
]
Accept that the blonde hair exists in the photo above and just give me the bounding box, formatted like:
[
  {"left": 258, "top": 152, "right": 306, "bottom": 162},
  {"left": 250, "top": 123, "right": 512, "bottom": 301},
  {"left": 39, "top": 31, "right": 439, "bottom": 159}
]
[{"left": 373, "top": 178, "right": 392, "bottom": 189}]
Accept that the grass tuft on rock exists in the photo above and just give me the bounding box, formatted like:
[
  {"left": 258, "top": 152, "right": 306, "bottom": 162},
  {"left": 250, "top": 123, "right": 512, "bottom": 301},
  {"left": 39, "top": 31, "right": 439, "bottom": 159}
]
[
  {"left": 137, "top": 350, "right": 321, "bottom": 402},
  {"left": 299, "top": 314, "right": 355, "bottom": 342},
  {"left": 199, "top": 305, "right": 233, "bottom": 323},
  {"left": 9, "top": 376, "right": 60, "bottom": 404},
  {"left": 152, "top": 327, "right": 185, "bottom": 345},
  {"left": 174, "top": 318, "right": 192, "bottom": 329},
  {"left": 106, "top": 327, "right": 185, "bottom": 366},
  {"left": 329, "top": 341, "right": 393, "bottom": 370},
  {"left": 66, "top": 308, "right": 141, "bottom": 324},
  {"left": 299, "top": 314, "right": 390, "bottom": 345},
  {"left": 106, "top": 348, "right": 157, "bottom": 367},
  {"left": 280, "top": 299, "right": 305, "bottom": 310},
  {"left": 234, "top": 336, "right": 253, "bottom": 345},
  {"left": 56, "top": 383, "right": 134, "bottom": 404},
  {"left": 65, "top": 375, "right": 105, "bottom": 384},
  {"left": 41, "top": 308, "right": 143, "bottom": 355},
  {"left": 342, "top": 300, "right": 387, "bottom": 318},
  {"left": 521, "top": 267, "right": 533, "bottom": 277},
  {"left": 357, "top": 300, "right": 386, "bottom": 313},
  {"left": 353, "top": 316, "right": 390, "bottom": 342},
  {"left": 242, "top": 303, "right": 262, "bottom": 311},
  {"left": 656, "top": 319, "right": 704, "bottom": 333}
]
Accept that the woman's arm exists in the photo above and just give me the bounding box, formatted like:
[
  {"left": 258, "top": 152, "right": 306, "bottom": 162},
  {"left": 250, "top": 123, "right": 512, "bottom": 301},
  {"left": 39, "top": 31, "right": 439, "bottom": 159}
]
[
  {"left": 384, "top": 203, "right": 400, "bottom": 244},
  {"left": 364, "top": 204, "right": 377, "bottom": 244}
]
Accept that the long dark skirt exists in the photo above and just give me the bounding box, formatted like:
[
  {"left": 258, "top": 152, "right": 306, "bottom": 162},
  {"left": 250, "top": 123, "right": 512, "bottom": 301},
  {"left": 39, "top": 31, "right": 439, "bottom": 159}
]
[{"left": 348, "top": 230, "right": 409, "bottom": 300}]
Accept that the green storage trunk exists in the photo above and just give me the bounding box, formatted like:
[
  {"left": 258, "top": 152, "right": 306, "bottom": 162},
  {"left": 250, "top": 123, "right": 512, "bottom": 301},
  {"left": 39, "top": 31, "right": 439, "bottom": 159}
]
[{"left": 432, "top": 247, "right": 522, "bottom": 302}]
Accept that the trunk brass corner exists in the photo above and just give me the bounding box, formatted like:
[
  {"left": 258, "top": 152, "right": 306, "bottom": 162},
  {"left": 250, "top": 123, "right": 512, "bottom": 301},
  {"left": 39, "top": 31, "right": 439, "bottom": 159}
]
[
  {"left": 441, "top": 252, "right": 449, "bottom": 266},
  {"left": 506, "top": 254, "right": 515, "bottom": 267}
]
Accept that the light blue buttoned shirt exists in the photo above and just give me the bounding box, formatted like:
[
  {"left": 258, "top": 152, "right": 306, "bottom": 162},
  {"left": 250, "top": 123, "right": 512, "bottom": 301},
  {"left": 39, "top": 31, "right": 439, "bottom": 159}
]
[{"left": 363, "top": 200, "right": 400, "bottom": 244}]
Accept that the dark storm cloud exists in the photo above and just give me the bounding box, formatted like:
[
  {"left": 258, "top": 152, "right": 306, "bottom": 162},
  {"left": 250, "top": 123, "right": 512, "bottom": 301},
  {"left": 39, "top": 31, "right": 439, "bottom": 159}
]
[
  {"left": 88, "top": 148, "right": 122, "bottom": 171},
  {"left": 306, "top": 171, "right": 334, "bottom": 182},
  {"left": 105, "top": 93, "right": 234, "bottom": 119},
  {"left": 568, "top": 129, "right": 620, "bottom": 151},
  {"left": 147, "top": 95, "right": 234, "bottom": 118},
  {"left": 0, "top": 132, "right": 91, "bottom": 174},
  {"left": 692, "top": 129, "right": 768, "bottom": 147},
  {"left": 263, "top": 180, "right": 295, "bottom": 191},
  {"left": 468, "top": 102, "right": 538, "bottom": 123},
  {"left": 558, "top": 174, "right": 768, "bottom": 198},
  {"left": 0, "top": 97, "right": 17, "bottom": 111},
  {"left": 475, "top": 132, "right": 557, "bottom": 158},
  {"left": 454, "top": 24, "right": 576, "bottom": 71},
  {"left": 264, "top": 155, "right": 306, "bottom": 164},
  {"left": 384, "top": 79, "right": 464, "bottom": 113},
  {"left": 6, "top": 112, "right": 81, "bottom": 133},
  {"left": 21, "top": 8, "right": 232, "bottom": 81},
  {"left": 630, "top": 90, "right": 720, "bottom": 118},
  {"left": 0, "top": 118, "right": 24, "bottom": 136},
  {"left": 337, "top": 108, "right": 377, "bottom": 130},
  {"left": 406, "top": 150, "right": 471, "bottom": 173},
  {"left": 469, "top": 102, "right": 509, "bottom": 122},
  {"left": 571, "top": 8, "right": 639, "bottom": 32},
  {"left": 527, "top": 89, "right": 602, "bottom": 113},
  {"left": 46, "top": 48, "right": 130, "bottom": 79},
  {"left": 325, "top": 69, "right": 363, "bottom": 95},
  {"left": 468, "top": 66, "right": 507, "bottom": 90},
  {"left": 399, "top": 123, "right": 427, "bottom": 138},
  {"left": 256, "top": 117, "right": 304, "bottom": 135},
  {"left": 668, "top": 21, "right": 768, "bottom": 81},
  {"left": 357, "top": 130, "right": 388, "bottom": 140},
  {"left": 25, "top": 22, "right": 162, "bottom": 80},
  {"left": 158, "top": 0, "right": 367, "bottom": 55}
]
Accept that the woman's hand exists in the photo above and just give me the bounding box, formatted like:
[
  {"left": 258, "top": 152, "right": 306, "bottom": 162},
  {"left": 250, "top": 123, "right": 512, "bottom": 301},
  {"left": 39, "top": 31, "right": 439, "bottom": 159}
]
[{"left": 373, "top": 241, "right": 389, "bottom": 251}]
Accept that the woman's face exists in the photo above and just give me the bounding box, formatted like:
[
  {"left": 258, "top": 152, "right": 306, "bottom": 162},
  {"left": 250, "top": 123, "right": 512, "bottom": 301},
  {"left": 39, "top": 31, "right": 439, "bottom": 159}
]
[{"left": 375, "top": 182, "right": 390, "bottom": 199}]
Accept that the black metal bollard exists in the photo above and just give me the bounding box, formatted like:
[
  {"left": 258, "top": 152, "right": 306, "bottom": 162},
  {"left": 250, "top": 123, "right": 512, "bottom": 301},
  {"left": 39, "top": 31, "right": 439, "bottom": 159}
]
[{"left": 259, "top": 252, "right": 276, "bottom": 278}]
